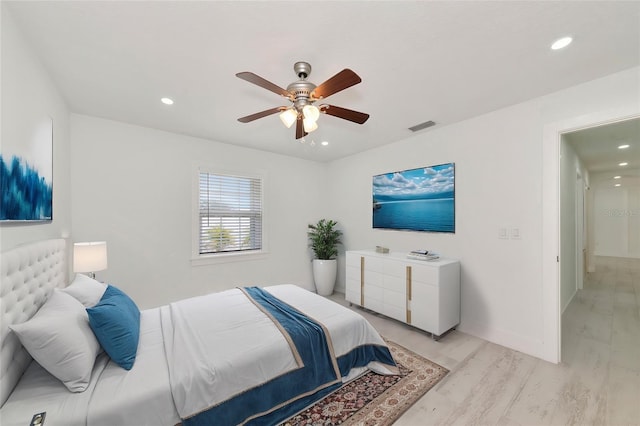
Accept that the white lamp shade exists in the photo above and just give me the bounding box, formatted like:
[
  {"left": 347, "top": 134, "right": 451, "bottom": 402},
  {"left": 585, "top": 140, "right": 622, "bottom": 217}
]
[
  {"left": 303, "top": 117, "right": 318, "bottom": 133},
  {"left": 279, "top": 108, "right": 298, "bottom": 128},
  {"left": 302, "top": 104, "right": 320, "bottom": 122},
  {"left": 73, "top": 242, "right": 108, "bottom": 273}
]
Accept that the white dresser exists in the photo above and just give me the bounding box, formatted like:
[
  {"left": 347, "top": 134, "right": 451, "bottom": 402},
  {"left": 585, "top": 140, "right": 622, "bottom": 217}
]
[{"left": 345, "top": 250, "right": 460, "bottom": 338}]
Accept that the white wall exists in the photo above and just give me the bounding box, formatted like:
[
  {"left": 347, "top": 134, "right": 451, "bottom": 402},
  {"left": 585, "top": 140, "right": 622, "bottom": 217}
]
[
  {"left": 0, "top": 6, "right": 71, "bottom": 254},
  {"left": 327, "top": 67, "right": 640, "bottom": 361},
  {"left": 590, "top": 168, "right": 640, "bottom": 258},
  {"left": 70, "top": 115, "right": 328, "bottom": 309}
]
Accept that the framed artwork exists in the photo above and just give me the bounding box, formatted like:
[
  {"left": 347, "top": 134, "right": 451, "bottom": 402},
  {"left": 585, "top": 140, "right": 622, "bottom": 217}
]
[
  {"left": 373, "top": 163, "right": 455, "bottom": 233},
  {"left": 1, "top": 117, "right": 53, "bottom": 222}
]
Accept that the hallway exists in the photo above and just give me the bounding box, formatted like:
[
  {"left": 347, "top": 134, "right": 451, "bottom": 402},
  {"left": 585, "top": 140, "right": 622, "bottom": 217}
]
[{"left": 561, "top": 256, "right": 640, "bottom": 424}]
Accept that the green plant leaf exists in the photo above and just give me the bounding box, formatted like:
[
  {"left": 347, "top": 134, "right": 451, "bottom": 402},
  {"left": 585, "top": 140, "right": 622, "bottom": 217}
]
[{"left": 308, "top": 219, "right": 342, "bottom": 260}]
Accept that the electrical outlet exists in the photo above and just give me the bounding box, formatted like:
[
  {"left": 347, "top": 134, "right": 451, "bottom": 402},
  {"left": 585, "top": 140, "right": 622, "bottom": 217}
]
[{"left": 498, "top": 228, "right": 508, "bottom": 239}]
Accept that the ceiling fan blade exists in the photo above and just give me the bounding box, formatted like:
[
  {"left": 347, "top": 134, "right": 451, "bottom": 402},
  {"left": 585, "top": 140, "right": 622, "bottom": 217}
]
[
  {"left": 236, "top": 72, "right": 292, "bottom": 98},
  {"left": 320, "top": 104, "right": 370, "bottom": 124},
  {"left": 295, "top": 116, "right": 308, "bottom": 139},
  {"left": 237, "top": 107, "right": 285, "bottom": 123},
  {"left": 311, "top": 69, "right": 362, "bottom": 99}
]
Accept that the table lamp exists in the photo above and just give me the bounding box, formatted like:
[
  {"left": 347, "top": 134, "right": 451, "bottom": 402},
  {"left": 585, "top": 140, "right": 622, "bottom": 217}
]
[{"left": 73, "top": 241, "right": 108, "bottom": 279}]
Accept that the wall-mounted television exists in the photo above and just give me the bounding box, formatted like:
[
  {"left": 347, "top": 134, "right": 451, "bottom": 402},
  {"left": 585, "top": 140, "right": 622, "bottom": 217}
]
[{"left": 372, "top": 163, "right": 455, "bottom": 233}]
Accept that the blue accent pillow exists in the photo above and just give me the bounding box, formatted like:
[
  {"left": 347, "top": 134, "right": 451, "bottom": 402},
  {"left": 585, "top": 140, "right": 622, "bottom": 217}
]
[{"left": 87, "top": 285, "right": 140, "bottom": 370}]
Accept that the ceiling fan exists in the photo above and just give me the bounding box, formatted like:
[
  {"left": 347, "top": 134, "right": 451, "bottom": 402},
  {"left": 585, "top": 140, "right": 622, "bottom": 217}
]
[{"left": 236, "top": 61, "right": 369, "bottom": 139}]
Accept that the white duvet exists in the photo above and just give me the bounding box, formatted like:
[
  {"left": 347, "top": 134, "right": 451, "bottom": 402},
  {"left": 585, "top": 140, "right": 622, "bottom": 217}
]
[
  {"left": 160, "top": 287, "right": 300, "bottom": 418},
  {"left": 0, "top": 285, "right": 395, "bottom": 426},
  {"left": 161, "top": 285, "right": 396, "bottom": 421}
]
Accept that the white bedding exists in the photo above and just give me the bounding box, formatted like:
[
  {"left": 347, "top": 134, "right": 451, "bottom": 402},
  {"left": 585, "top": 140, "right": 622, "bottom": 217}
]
[
  {"left": 0, "top": 309, "right": 180, "bottom": 426},
  {"left": 162, "top": 285, "right": 395, "bottom": 421},
  {"left": 87, "top": 308, "right": 180, "bottom": 426},
  {"left": 161, "top": 287, "right": 300, "bottom": 418},
  {"left": 1, "top": 284, "right": 395, "bottom": 426}
]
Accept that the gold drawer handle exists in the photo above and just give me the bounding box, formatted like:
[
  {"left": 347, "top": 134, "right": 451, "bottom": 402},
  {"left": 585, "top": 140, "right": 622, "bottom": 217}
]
[
  {"left": 360, "top": 256, "right": 365, "bottom": 306},
  {"left": 406, "top": 266, "right": 412, "bottom": 323}
]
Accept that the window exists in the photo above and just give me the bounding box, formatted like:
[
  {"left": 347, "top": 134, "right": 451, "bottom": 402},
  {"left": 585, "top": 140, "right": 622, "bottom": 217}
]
[{"left": 195, "top": 168, "right": 264, "bottom": 260}]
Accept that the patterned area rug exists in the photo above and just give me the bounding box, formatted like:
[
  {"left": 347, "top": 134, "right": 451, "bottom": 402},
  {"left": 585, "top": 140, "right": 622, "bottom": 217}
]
[{"left": 282, "top": 340, "right": 449, "bottom": 426}]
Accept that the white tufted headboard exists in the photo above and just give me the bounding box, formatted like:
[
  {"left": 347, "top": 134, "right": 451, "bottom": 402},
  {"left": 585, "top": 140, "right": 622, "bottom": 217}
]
[{"left": 0, "top": 239, "right": 67, "bottom": 407}]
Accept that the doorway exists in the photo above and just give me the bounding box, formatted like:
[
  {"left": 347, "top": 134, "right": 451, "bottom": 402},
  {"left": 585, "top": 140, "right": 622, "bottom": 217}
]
[
  {"left": 559, "top": 116, "right": 640, "bottom": 362},
  {"left": 542, "top": 110, "right": 640, "bottom": 364}
]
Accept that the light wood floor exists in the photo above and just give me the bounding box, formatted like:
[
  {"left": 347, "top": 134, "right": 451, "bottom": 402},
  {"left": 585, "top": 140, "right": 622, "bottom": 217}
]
[{"left": 330, "top": 256, "right": 640, "bottom": 425}]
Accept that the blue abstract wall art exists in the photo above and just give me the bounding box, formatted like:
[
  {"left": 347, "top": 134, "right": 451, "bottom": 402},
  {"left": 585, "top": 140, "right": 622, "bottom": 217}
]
[
  {"left": 1, "top": 117, "right": 53, "bottom": 222},
  {"left": 1, "top": 155, "right": 53, "bottom": 220}
]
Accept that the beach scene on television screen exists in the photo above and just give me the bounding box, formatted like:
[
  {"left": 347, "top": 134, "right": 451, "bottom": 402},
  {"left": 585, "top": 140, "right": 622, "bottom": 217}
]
[{"left": 373, "top": 163, "right": 455, "bottom": 233}]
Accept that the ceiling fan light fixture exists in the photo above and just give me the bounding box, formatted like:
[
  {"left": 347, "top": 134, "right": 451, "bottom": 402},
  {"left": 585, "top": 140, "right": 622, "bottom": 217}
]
[
  {"left": 303, "top": 104, "right": 320, "bottom": 122},
  {"left": 303, "top": 117, "right": 318, "bottom": 133},
  {"left": 236, "top": 62, "right": 368, "bottom": 140},
  {"left": 279, "top": 108, "right": 298, "bottom": 128}
]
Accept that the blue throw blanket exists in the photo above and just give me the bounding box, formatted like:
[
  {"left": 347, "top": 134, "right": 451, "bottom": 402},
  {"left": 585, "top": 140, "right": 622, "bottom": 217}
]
[{"left": 182, "top": 287, "right": 396, "bottom": 426}]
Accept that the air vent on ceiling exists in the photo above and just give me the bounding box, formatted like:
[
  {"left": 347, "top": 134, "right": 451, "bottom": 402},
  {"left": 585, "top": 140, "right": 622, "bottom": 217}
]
[{"left": 408, "top": 120, "right": 436, "bottom": 132}]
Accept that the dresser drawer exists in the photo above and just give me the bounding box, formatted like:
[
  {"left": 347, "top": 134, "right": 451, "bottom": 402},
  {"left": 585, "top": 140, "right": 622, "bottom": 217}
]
[
  {"left": 383, "top": 260, "right": 407, "bottom": 278},
  {"left": 346, "top": 252, "right": 363, "bottom": 268},
  {"left": 409, "top": 264, "right": 438, "bottom": 284},
  {"left": 364, "top": 296, "right": 383, "bottom": 314},
  {"left": 383, "top": 304, "right": 406, "bottom": 323},
  {"left": 363, "top": 270, "right": 383, "bottom": 287},
  {"left": 384, "top": 288, "right": 406, "bottom": 309},
  {"left": 363, "top": 256, "right": 385, "bottom": 273},
  {"left": 345, "top": 288, "right": 361, "bottom": 305},
  {"left": 381, "top": 274, "right": 404, "bottom": 291},
  {"left": 365, "top": 283, "right": 383, "bottom": 301}
]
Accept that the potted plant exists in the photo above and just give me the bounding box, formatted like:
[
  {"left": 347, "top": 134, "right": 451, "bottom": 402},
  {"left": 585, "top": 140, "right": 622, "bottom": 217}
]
[{"left": 308, "top": 219, "right": 342, "bottom": 296}]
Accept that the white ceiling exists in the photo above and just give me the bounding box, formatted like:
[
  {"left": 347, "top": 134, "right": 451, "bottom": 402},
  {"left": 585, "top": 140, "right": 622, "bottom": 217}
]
[
  {"left": 565, "top": 117, "right": 640, "bottom": 188},
  {"left": 6, "top": 1, "right": 640, "bottom": 163},
  {"left": 565, "top": 118, "right": 639, "bottom": 173}
]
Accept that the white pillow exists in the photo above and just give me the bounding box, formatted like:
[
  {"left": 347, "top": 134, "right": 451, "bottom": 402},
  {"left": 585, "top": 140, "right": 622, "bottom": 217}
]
[
  {"left": 9, "top": 290, "right": 101, "bottom": 392},
  {"left": 61, "top": 273, "right": 107, "bottom": 307}
]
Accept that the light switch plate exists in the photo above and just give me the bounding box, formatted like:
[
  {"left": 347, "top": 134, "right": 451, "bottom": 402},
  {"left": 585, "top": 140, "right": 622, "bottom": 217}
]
[{"left": 511, "top": 228, "right": 521, "bottom": 239}]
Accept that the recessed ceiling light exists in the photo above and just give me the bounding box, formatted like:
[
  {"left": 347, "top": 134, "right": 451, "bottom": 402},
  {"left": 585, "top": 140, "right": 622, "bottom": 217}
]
[
  {"left": 161, "top": 97, "right": 174, "bottom": 105},
  {"left": 615, "top": 183, "right": 621, "bottom": 187},
  {"left": 321, "top": 141, "right": 329, "bottom": 146},
  {"left": 618, "top": 144, "right": 630, "bottom": 149},
  {"left": 614, "top": 175, "right": 621, "bottom": 179},
  {"left": 551, "top": 36, "right": 573, "bottom": 50},
  {"left": 619, "top": 162, "right": 628, "bottom": 166}
]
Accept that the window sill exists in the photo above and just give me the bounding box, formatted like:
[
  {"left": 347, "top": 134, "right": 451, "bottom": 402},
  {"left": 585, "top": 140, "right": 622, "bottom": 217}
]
[{"left": 191, "top": 250, "right": 269, "bottom": 266}]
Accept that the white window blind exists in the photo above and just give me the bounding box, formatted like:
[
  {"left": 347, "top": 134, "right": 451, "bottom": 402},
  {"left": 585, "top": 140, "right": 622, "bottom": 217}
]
[{"left": 198, "top": 171, "right": 262, "bottom": 255}]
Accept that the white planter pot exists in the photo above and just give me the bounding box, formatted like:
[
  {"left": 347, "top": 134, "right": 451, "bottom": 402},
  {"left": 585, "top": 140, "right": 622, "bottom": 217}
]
[{"left": 312, "top": 259, "right": 337, "bottom": 296}]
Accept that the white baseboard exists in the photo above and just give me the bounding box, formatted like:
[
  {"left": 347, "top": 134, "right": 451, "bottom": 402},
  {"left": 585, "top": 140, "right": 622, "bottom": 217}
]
[{"left": 457, "top": 321, "right": 551, "bottom": 363}]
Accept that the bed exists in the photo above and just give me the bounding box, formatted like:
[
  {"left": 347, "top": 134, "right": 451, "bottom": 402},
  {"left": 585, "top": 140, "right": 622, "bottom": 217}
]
[{"left": 0, "top": 239, "right": 398, "bottom": 425}]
